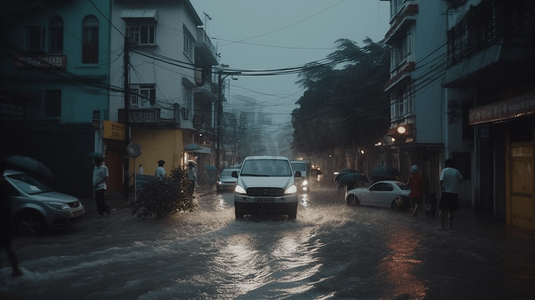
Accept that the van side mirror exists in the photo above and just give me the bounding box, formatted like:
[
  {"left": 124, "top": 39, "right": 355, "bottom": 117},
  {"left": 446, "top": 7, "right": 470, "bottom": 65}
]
[
  {"left": 294, "top": 171, "right": 302, "bottom": 178},
  {"left": 231, "top": 171, "right": 238, "bottom": 178}
]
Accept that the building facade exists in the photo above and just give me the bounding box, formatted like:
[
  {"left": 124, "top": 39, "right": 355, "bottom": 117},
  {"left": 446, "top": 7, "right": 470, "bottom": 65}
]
[
  {"left": 109, "top": 0, "right": 218, "bottom": 181},
  {"left": 381, "top": 0, "right": 473, "bottom": 205},
  {"left": 0, "top": 0, "right": 113, "bottom": 196},
  {"left": 443, "top": 0, "right": 535, "bottom": 229}
]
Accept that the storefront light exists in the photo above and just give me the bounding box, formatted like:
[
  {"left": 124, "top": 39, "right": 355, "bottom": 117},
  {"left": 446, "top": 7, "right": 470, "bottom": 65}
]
[{"left": 397, "top": 126, "right": 406, "bottom": 134}]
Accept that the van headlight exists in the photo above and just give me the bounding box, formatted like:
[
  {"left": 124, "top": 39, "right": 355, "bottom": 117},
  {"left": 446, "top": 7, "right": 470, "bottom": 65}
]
[
  {"left": 285, "top": 185, "right": 297, "bottom": 194},
  {"left": 234, "top": 185, "right": 247, "bottom": 194}
]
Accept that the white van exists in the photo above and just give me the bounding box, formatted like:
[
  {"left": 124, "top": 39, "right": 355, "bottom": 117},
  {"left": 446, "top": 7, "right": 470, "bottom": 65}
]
[{"left": 232, "top": 156, "right": 301, "bottom": 220}]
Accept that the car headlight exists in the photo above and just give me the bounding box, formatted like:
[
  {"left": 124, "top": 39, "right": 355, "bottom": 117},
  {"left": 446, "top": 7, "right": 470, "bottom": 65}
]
[
  {"left": 234, "top": 185, "right": 246, "bottom": 194},
  {"left": 217, "top": 181, "right": 222, "bottom": 185},
  {"left": 285, "top": 185, "right": 297, "bottom": 194},
  {"left": 45, "top": 201, "right": 70, "bottom": 210}
]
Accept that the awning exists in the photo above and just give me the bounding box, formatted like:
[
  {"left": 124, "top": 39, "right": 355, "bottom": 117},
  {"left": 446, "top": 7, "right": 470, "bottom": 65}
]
[
  {"left": 120, "top": 10, "right": 157, "bottom": 21},
  {"left": 442, "top": 45, "right": 501, "bottom": 88}
]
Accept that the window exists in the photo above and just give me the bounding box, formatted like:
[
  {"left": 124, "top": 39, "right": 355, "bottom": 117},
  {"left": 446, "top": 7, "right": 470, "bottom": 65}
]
[
  {"left": 26, "top": 26, "right": 45, "bottom": 52},
  {"left": 183, "top": 32, "right": 193, "bottom": 59},
  {"left": 183, "top": 85, "right": 193, "bottom": 114},
  {"left": 128, "top": 23, "right": 155, "bottom": 45},
  {"left": 82, "top": 15, "right": 99, "bottom": 64},
  {"left": 44, "top": 90, "right": 61, "bottom": 117},
  {"left": 49, "top": 16, "right": 63, "bottom": 53},
  {"left": 131, "top": 85, "right": 155, "bottom": 108},
  {"left": 391, "top": 33, "right": 412, "bottom": 69}
]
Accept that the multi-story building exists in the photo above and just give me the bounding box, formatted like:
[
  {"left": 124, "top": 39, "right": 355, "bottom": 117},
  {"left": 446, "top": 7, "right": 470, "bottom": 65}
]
[
  {"left": 109, "top": 0, "right": 218, "bottom": 178},
  {"left": 443, "top": 0, "right": 535, "bottom": 229},
  {"left": 381, "top": 0, "right": 472, "bottom": 204},
  {"left": 0, "top": 0, "right": 113, "bottom": 196}
]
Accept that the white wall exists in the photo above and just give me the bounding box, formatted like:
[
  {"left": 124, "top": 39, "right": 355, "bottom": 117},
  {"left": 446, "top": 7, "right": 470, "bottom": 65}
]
[{"left": 109, "top": 1, "right": 198, "bottom": 122}]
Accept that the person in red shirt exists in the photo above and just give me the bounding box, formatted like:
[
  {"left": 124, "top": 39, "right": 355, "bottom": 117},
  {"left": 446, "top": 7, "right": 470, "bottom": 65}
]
[{"left": 407, "top": 165, "right": 425, "bottom": 217}]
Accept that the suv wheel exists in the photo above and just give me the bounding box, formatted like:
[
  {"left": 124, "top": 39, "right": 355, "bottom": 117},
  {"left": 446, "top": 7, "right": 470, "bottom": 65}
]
[{"left": 234, "top": 203, "right": 244, "bottom": 220}]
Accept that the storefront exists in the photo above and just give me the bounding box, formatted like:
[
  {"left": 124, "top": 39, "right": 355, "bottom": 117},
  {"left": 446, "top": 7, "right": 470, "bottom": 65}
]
[{"left": 470, "top": 92, "right": 535, "bottom": 230}]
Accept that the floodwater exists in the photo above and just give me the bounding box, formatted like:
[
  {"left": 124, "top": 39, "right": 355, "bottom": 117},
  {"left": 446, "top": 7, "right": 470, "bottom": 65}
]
[{"left": 1, "top": 186, "right": 534, "bottom": 300}]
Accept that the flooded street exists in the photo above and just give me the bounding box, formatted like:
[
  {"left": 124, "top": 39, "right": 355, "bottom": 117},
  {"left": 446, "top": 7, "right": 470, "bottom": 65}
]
[{"left": 1, "top": 186, "right": 534, "bottom": 300}]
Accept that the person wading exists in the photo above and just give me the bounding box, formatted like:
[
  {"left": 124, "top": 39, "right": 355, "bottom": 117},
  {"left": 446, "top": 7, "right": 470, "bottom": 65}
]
[
  {"left": 440, "top": 159, "right": 463, "bottom": 229},
  {"left": 93, "top": 157, "right": 110, "bottom": 217},
  {"left": 407, "top": 165, "right": 424, "bottom": 217}
]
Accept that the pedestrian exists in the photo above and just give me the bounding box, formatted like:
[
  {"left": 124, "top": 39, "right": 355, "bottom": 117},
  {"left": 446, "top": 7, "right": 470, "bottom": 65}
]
[
  {"left": 407, "top": 165, "right": 424, "bottom": 217},
  {"left": 93, "top": 157, "right": 110, "bottom": 217},
  {"left": 0, "top": 161, "right": 23, "bottom": 277},
  {"left": 139, "top": 164, "right": 144, "bottom": 175},
  {"left": 155, "top": 160, "right": 166, "bottom": 178},
  {"left": 187, "top": 161, "right": 197, "bottom": 196},
  {"left": 439, "top": 159, "right": 463, "bottom": 229}
]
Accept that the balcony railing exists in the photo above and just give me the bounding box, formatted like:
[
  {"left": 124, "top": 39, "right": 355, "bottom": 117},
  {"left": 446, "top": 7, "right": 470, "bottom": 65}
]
[{"left": 195, "top": 28, "right": 218, "bottom": 65}]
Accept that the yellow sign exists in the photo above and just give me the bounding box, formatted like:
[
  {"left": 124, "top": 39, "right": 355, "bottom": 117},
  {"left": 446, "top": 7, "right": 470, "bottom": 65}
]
[{"left": 103, "top": 120, "right": 125, "bottom": 141}]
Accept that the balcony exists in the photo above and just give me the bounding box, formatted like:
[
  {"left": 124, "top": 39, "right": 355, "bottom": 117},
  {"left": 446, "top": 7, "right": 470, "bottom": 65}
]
[
  {"left": 385, "top": 4, "right": 418, "bottom": 44},
  {"left": 118, "top": 107, "right": 181, "bottom": 129},
  {"left": 195, "top": 28, "right": 218, "bottom": 66},
  {"left": 384, "top": 61, "right": 415, "bottom": 91}
]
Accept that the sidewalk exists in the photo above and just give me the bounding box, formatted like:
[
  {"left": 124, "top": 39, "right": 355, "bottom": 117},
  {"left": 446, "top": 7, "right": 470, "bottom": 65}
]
[{"left": 79, "top": 184, "right": 215, "bottom": 219}]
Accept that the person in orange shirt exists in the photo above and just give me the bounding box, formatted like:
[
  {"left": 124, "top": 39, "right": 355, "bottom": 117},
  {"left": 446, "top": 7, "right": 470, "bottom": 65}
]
[{"left": 407, "top": 165, "right": 425, "bottom": 217}]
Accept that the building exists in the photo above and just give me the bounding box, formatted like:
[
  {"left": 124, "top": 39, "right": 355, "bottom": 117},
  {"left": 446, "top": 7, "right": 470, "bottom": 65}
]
[
  {"left": 109, "top": 0, "right": 218, "bottom": 181},
  {"left": 0, "top": 0, "right": 113, "bottom": 196},
  {"left": 442, "top": 0, "right": 535, "bottom": 229},
  {"left": 381, "top": 0, "right": 472, "bottom": 204}
]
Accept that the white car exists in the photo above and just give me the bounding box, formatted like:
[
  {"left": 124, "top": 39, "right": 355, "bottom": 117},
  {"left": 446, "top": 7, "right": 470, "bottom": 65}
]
[
  {"left": 345, "top": 180, "right": 411, "bottom": 211},
  {"left": 233, "top": 156, "right": 301, "bottom": 220},
  {"left": 216, "top": 168, "right": 239, "bottom": 192},
  {"left": 4, "top": 169, "right": 85, "bottom": 236}
]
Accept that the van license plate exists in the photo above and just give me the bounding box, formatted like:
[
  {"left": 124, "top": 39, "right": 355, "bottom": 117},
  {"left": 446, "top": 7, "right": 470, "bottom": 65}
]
[{"left": 255, "top": 198, "right": 275, "bottom": 202}]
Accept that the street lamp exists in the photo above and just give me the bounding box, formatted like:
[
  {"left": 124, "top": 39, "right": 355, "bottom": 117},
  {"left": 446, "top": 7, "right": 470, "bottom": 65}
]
[{"left": 216, "top": 69, "right": 241, "bottom": 171}]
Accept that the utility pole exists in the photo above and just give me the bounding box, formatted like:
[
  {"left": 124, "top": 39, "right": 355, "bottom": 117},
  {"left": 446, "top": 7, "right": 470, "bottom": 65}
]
[
  {"left": 216, "top": 70, "right": 222, "bottom": 171},
  {"left": 216, "top": 68, "right": 241, "bottom": 171},
  {"left": 123, "top": 31, "right": 131, "bottom": 201}
]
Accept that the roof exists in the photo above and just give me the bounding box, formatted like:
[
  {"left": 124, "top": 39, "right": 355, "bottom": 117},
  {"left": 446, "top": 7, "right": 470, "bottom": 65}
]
[{"left": 243, "top": 156, "right": 290, "bottom": 161}]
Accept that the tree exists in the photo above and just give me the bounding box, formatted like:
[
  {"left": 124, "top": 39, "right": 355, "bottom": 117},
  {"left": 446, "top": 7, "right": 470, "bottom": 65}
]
[
  {"left": 292, "top": 38, "right": 390, "bottom": 155},
  {"left": 131, "top": 167, "right": 196, "bottom": 219}
]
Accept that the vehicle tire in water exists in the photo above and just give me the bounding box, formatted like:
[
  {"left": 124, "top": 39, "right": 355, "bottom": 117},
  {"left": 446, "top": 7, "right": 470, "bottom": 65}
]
[
  {"left": 346, "top": 194, "right": 360, "bottom": 207},
  {"left": 234, "top": 203, "right": 244, "bottom": 220},
  {"left": 16, "top": 210, "right": 45, "bottom": 236},
  {"left": 391, "top": 198, "right": 405, "bottom": 211},
  {"left": 288, "top": 209, "right": 297, "bottom": 220}
]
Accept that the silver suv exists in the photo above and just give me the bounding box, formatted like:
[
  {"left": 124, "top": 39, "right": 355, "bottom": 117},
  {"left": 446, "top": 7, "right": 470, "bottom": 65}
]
[{"left": 233, "top": 156, "right": 301, "bottom": 220}]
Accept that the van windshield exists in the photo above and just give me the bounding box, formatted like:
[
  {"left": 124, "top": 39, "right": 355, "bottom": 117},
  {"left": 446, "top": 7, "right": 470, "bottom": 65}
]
[{"left": 240, "top": 159, "right": 292, "bottom": 177}]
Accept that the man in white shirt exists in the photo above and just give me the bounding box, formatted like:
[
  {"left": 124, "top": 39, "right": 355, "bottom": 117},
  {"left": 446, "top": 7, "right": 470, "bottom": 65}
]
[
  {"left": 440, "top": 159, "right": 463, "bottom": 229},
  {"left": 93, "top": 157, "right": 109, "bottom": 217},
  {"left": 155, "top": 160, "right": 166, "bottom": 178}
]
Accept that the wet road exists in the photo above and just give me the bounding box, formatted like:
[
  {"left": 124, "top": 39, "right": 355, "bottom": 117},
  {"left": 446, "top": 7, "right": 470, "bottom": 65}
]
[{"left": 1, "top": 186, "right": 534, "bottom": 299}]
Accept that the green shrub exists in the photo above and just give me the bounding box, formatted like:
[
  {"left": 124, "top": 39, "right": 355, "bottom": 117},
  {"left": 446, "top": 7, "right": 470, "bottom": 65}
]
[{"left": 131, "top": 167, "right": 196, "bottom": 219}]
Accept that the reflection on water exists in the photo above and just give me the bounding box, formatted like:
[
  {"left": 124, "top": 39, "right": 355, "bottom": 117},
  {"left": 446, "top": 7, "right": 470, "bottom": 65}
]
[{"left": 377, "top": 226, "right": 427, "bottom": 299}]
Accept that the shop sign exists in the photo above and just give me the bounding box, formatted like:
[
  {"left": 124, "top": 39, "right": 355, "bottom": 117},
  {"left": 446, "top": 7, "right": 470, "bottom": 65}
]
[
  {"left": 469, "top": 93, "right": 535, "bottom": 125},
  {"left": 15, "top": 54, "right": 67, "bottom": 68},
  {"left": 103, "top": 120, "right": 125, "bottom": 141}
]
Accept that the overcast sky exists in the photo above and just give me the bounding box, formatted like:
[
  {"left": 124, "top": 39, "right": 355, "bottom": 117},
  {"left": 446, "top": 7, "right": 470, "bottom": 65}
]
[{"left": 190, "top": 0, "right": 391, "bottom": 126}]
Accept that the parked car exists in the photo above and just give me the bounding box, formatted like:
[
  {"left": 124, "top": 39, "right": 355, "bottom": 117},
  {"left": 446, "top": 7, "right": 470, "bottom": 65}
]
[
  {"left": 233, "top": 156, "right": 301, "bottom": 220},
  {"left": 290, "top": 160, "right": 311, "bottom": 192},
  {"left": 344, "top": 180, "right": 411, "bottom": 211},
  {"left": 3, "top": 169, "right": 85, "bottom": 236},
  {"left": 216, "top": 168, "right": 240, "bottom": 192}
]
